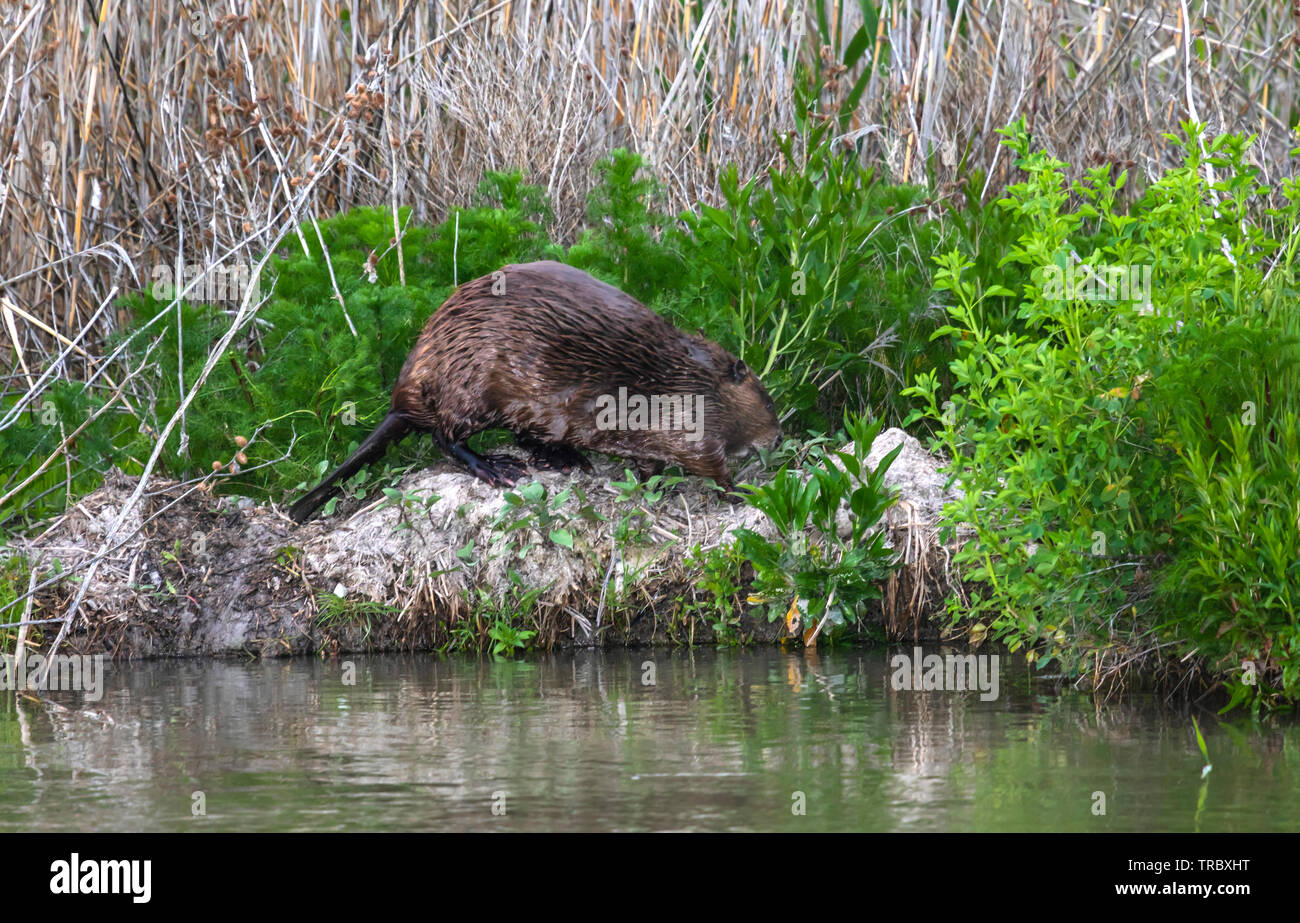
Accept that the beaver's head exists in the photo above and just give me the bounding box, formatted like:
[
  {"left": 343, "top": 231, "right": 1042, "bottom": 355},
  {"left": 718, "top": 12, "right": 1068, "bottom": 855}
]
[{"left": 715, "top": 357, "right": 782, "bottom": 457}]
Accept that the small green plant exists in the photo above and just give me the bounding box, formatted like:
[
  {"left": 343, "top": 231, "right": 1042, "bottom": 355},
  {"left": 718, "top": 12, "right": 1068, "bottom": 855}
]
[
  {"left": 486, "top": 618, "right": 537, "bottom": 657},
  {"left": 442, "top": 617, "right": 479, "bottom": 654},
  {"left": 314, "top": 592, "right": 401, "bottom": 644},
  {"left": 496, "top": 480, "right": 577, "bottom": 551},
  {"left": 732, "top": 414, "right": 901, "bottom": 642},
  {"left": 472, "top": 573, "right": 543, "bottom": 657},
  {"left": 682, "top": 543, "right": 745, "bottom": 642},
  {"left": 608, "top": 469, "right": 688, "bottom": 544},
  {"left": 376, "top": 485, "right": 440, "bottom": 529}
]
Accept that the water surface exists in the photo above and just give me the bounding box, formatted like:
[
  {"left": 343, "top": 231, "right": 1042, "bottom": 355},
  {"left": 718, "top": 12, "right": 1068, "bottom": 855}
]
[{"left": 1, "top": 647, "right": 1296, "bottom": 831}]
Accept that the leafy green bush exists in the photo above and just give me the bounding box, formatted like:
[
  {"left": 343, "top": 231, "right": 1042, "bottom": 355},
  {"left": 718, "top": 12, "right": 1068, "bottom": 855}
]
[
  {"left": 422, "top": 169, "right": 561, "bottom": 282},
  {"left": 907, "top": 120, "right": 1300, "bottom": 708},
  {"left": 1166, "top": 417, "right": 1300, "bottom": 711},
  {"left": 566, "top": 148, "right": 685, "bottom": 305},
  {"left": 0, "top": 381, "right": 127, "bottom": 526},
  {"left": 681, "top": 541, "right": 747, "bottom": 642},
  {"left": 667, "top": 104, "right": 942, "bottom": 434}
]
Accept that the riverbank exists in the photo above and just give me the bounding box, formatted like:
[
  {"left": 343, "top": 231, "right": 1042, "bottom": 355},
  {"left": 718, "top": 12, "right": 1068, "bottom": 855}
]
[
  {"left": 4, "top": 5, "right": 1296, "bottom": 712},
  {"left": 9, "top": 428, "right": 964, "bottom": 658}
]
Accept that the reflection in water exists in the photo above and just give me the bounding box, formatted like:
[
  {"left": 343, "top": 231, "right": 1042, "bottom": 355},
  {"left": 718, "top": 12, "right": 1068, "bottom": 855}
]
[{"left": 0, "top": 647, "right": 1296, "bottom": 832}]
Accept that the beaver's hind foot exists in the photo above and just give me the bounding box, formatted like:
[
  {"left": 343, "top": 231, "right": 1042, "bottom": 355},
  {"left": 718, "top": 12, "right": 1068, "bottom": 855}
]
[
  {"left": 437, "top": 437, "right": 530, "bottom": 487},
  {"left": 518, "top": 437, "right": 594, "bottom": 474}
]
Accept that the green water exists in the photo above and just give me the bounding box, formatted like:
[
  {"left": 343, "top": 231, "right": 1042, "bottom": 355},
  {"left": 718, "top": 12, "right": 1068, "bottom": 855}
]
[{"left": 1, "top": 647, "right": 1297, "bottom": 832}]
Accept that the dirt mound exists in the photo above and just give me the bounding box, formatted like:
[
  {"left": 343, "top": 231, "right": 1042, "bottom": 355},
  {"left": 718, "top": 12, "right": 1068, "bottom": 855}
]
[{"left": 11, "top": 429, "right": 966, "bottom": 658}]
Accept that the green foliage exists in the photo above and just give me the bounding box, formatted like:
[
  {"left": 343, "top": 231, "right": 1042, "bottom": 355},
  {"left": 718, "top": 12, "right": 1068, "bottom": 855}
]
[
  {"left": 940, "top": 167, "right": 1034, "bottom": 337},
  {"left": 486, "top": 618, "right": 537, "bottom": 657},
  {"left": 682, "top": 542, "right": 746, "bottom": 642},
  {"left": 566, "top": 148, "right": 685, "bottom": 304},
  {"left": 733, "top": 414, "right": 901, "bottom": 640},
  {"left": 1164, "top": 416, "right": 1300, "bottom": 709},
  {"left": 0, "top": 554, "right": 34, "bottom": 650},
  {"left": 607, "top": 469, "right": 690, "bottom": 544},
  {"left": 376, "top": 484, "right": 441, "bottom": 531},
  {"left": 907, "top": 120, "right": 1300, "bottom": 708},
  {"left": 474, "top": 576, "right": 542, "bottom": 657},
  {"left": 564, "top": 135, "right": 948, "bottom": 438},
  {"left": 314, "top": 592, "right": 401, "bottom": 644},
  {"left": 668, "top": 103, "right": 942, "bottom": 433},
  {"left": 495, "top": 480, "right": 592, "bottom": 552},
  {"left": 0, "top": 381, "right": 132, "bottom": 527},
  {"left": 423, "top": 170, "right": 561, "bottom": 282}
]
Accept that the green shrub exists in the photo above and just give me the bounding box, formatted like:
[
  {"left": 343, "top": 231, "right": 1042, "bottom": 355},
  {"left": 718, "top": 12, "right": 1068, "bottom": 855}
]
[
  {"left": 566, "top": 148, "right": 685, "bottom": 305},
  {"left": 423, "top": 170, "right": 561, "bottom": 282},
  {"left": 1164, "top": 417, "right": 1300, "bottom": 711},
  {"left": 907, "top": 120, "right": 1300, "bottom": 708},
  {"left": 667, "top": 103, "right": 942, "bottom": 434},
  {"left": 0, "top": 380, "right": 132, "bottom": 528}
]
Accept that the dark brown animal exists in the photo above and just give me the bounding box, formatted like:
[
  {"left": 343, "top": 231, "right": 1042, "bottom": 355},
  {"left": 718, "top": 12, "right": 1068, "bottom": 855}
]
[{"left": 289, "top": 261, "right": 781, "bottom": 522}]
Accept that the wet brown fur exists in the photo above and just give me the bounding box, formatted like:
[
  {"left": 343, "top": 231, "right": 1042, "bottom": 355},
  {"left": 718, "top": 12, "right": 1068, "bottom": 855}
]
[{"left": 290, "top": 261, "right": 780, "bottom": 522}]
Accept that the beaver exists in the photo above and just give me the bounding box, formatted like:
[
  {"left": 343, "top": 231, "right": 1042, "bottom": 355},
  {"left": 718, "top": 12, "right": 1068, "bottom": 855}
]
[{"left": 288, "top": 260, "right": 781, "bottom": 523}]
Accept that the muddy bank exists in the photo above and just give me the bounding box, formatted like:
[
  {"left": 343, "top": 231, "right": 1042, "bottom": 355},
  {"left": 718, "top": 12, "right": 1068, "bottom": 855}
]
[{"left": 9, "top": 428, "right": 968, "bottom": 659}]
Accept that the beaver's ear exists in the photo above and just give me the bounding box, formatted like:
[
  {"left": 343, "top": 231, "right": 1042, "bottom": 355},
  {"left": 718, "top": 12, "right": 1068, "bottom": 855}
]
[{"left": 731, "top": 359, "right": 747, "bottom": 381}]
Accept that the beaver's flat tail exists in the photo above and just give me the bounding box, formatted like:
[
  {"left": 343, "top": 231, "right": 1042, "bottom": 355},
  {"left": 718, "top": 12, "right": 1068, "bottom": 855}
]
[{"left": 289, "top": 412, "right": 411, "bottom": 523}]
